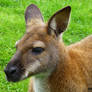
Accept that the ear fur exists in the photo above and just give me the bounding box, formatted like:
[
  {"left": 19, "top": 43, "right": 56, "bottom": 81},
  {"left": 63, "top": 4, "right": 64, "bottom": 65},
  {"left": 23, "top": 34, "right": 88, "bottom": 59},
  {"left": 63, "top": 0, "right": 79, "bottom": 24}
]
[
  {"left": 25, "top": 4, "right": 43, "bottom": 25},
  {"left": 48, "top": 6, "right": 71, "bottom": 37}
]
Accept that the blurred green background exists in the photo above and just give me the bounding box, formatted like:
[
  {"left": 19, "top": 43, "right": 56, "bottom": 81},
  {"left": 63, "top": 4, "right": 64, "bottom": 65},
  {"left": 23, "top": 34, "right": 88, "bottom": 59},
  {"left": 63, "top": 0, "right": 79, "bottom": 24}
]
[{"left": 0, "top": 0, "right": 92, "bottom": 92}]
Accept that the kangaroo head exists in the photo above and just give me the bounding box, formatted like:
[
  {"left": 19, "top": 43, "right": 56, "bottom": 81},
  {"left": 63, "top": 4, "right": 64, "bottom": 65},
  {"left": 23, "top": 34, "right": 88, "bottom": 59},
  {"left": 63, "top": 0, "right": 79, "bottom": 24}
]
[{"left": 4, "top": 4, "right": 71, "bottom": 82}]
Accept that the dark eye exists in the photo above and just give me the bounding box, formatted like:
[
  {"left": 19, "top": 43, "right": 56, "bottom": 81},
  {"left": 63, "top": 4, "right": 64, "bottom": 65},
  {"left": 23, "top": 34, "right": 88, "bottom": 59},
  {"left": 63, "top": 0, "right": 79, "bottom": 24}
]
[{"left": 32, "top": 47, "right": 44, "bottom": 55}]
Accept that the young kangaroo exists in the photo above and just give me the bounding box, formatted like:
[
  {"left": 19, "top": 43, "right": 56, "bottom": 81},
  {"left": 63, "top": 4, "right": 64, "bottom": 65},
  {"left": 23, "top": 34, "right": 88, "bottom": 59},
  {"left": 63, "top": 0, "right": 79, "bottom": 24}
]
[{"left": 4, "top": 4, "right": 92, "bottom": 92}]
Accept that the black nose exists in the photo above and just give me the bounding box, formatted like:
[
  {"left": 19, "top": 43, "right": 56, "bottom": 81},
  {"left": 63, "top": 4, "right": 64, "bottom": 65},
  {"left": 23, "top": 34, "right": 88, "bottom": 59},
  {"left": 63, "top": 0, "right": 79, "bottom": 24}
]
[{"left": 4, "top": 66, "right": 17, "bottom": 76}]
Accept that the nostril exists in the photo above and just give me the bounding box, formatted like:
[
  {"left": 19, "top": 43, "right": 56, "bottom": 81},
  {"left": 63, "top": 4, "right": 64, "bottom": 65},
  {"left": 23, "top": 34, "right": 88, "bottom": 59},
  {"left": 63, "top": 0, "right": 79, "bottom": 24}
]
[
  {"left": 4, "top": 67, "right": 17, "bottom": 75},
  {"left": 9, "top": 67, "right": 17, "bottom": 75}
]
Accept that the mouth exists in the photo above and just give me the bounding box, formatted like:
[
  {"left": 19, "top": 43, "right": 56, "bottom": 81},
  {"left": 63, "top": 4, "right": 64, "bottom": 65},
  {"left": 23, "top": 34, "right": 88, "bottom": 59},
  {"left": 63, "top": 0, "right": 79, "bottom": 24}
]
[
  {"left": 4, "top": 68, "right": 25, "bottom": 82},
  {"left": 5, "top": 73, "right": 22, "bottom": 82},
  {"left": 5, "top": 70, "right": 32, "bottom": 82},
  {"left": 4, "top": 66, "right": 46, "bottom": 82}
]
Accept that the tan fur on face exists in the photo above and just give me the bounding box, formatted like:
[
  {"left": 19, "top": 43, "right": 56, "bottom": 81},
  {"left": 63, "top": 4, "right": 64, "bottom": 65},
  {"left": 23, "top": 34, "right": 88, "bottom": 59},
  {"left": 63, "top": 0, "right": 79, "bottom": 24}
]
[
  {"left": 33, "top": 41, "right": 46, "bottom": 48},
  {"left": 5, "top": 4, "right": 92, "bottom": 92}
]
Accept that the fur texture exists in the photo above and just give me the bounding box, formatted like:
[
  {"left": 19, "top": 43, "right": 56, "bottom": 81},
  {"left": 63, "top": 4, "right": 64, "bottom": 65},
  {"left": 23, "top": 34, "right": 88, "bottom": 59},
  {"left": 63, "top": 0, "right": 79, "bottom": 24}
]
[{"left": 4, "top": 4, "right": 92, "bottom": 92}]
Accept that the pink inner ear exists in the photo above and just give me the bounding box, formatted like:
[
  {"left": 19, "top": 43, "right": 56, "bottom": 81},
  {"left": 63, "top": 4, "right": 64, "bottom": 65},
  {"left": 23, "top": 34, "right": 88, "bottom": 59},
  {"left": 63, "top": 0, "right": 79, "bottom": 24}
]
[{"left": 48, "top": 6, "right": 71, "bottom": 36}]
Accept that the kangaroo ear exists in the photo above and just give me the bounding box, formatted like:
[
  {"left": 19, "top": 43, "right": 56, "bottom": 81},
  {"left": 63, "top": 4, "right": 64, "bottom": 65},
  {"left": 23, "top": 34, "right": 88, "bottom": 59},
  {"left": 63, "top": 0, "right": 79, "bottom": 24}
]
[
  {"left": 25, "top": 4, "right": 43, "bottom": 25},
  {"left": 48, "top": 6, "right": 71, "bottom": 37}
]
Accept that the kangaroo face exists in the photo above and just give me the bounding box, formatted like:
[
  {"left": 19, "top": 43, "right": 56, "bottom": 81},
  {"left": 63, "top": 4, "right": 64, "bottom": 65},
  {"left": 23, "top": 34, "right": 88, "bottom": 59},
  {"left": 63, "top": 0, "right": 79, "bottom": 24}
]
[
  {"left": 4, "top": 25, "right": 59, "bottom": 82},
  {"left": 4, "top": 4, "right": 71, "bottom": 82}
]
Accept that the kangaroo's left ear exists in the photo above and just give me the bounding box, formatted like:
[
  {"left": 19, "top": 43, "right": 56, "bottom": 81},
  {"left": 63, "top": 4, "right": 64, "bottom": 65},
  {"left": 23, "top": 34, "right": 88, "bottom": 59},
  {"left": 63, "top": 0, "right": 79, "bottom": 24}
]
[
  {"left": 48, "top": 6, "right": 71, "bottom": 37},
  {"left": 25, "top": 4, "right": 44, "bottom": 32}
]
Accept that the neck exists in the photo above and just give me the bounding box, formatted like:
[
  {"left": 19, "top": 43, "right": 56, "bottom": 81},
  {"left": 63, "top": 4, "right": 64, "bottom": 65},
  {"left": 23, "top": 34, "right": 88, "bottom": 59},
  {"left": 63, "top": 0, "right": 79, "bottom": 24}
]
[
  {"left": 48, "top": 42, "right": 71, "bottom": 92},
  {"left": 33, "top": 42, "right": 69, "bottom": 92},
  {"left": 33, "top": 74, "right": 50, "bottom": 92}
]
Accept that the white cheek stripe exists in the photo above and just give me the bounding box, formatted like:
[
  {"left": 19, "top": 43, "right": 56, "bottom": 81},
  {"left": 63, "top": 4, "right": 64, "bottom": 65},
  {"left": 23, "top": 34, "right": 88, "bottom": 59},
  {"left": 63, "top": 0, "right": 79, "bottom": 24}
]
[
  {"left": 21, "top": 61, "right": 41, "bottom": 79},
  {"left": 27, "top": 61, "right": 41, "bottom": 73}
]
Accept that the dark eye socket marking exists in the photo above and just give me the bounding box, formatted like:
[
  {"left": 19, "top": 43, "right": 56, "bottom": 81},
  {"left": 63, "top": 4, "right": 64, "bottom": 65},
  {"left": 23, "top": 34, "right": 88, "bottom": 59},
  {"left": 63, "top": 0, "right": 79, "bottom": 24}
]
[{"left": 32, "top": 47, "right": 44, "bottom": 55}]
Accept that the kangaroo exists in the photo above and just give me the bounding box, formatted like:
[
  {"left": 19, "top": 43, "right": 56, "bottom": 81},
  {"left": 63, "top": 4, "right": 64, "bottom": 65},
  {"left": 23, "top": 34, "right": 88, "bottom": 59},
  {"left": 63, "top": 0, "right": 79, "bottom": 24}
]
[{"left": 4, "top": 4, "right": 92, "bottom": 92}]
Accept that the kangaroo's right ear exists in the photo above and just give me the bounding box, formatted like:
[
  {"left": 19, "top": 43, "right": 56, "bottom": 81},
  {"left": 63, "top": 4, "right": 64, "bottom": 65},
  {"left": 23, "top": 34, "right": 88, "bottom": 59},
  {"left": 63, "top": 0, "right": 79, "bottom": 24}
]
[{"left": 25, "top": 4, "right": 43, "bottom": 27}]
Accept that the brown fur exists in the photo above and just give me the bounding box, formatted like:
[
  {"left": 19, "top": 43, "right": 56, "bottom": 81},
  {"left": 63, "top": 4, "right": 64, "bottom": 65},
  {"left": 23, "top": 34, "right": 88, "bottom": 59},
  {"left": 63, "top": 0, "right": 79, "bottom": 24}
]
[
  {"left": 28, "top": 34, "right": 92, "bottom": 92},
  {"left": 4, "top": 4, "right": 92, "bottom": 92}
]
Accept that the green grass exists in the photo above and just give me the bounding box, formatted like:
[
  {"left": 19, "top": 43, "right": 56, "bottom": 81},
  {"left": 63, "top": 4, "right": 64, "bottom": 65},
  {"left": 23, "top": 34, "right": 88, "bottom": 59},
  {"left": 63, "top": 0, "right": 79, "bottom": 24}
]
[{"left": 0, "top": 0, "right": 92, "bottom": 92}]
